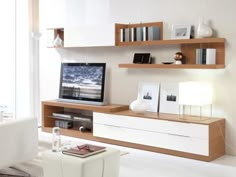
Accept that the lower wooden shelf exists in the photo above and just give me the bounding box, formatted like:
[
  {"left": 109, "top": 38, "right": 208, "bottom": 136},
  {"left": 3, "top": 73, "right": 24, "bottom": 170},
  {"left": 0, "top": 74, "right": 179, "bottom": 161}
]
[
  {"left": 118, "top": 64, "right": 225, "bottom": 69},
  {"left": 42, "top": 127, "right": 96, "bottom": 141}
]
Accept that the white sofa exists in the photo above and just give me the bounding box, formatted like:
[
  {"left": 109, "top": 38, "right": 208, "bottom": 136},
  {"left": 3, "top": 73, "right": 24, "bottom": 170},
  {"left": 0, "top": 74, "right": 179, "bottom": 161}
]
[{"left": 0, "top": 118, "right": 38, "bottom": 169}]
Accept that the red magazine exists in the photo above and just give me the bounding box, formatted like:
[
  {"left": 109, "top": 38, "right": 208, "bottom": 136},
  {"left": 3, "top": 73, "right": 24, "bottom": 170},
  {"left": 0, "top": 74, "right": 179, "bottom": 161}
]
[{"left": 62, "top": 144, "right": 106, "bottom": 158}]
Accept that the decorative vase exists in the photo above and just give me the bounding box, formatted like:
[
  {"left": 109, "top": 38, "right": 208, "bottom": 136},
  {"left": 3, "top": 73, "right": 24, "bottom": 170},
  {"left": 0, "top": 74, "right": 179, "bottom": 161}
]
[
  {"left": 197, "top": 18, "right": 213, "bottom": 38},
  {"left": 52, "top": 127, "right": 61, "bottom": 152},
  {"left": 53, "top": 34, "right": 63, "bottom": 47},
  {"left": 129, "top": 94, "right": 149, "bottom": 113}
]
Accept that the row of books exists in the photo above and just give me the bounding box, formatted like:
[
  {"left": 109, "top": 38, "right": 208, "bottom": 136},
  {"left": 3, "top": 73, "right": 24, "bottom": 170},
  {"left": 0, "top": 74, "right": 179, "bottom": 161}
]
[
  {"left": 196, "top": 48, "right": 216, "bottom": 64},
  {"left": 62, "top": 144, "right": 106, "bottom": 158},
  {"left": 120, "top": 26, "right": 161, "bottom": 42}
]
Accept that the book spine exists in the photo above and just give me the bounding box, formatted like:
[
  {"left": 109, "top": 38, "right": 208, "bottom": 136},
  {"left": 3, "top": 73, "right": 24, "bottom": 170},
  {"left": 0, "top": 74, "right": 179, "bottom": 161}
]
[
  {"left": 206, "top": 48, "right": 216, "bottom": 64},
  {"left": 120, "top": 28, "right": 124, "bottom": 42},
  {"left": 199, "top": 49, "right": 203, "bottom": 64},
  {"left": 131, "top": 28, "right": 135, "bottom": 42},
  {"left": 136, "top": 27, "right": 143, "bottom": 41},
  {"left": 143, "top": 27, "right": 146, "bottom": 41},
  {"left": 124, "top": 28, "right": 130, "bottom": 42},
  {"left": 202, "top": 49, "right": 206, "bottom": 64},
  {"left": 196, "top": 49, "right": 200, "bottom": 64}
]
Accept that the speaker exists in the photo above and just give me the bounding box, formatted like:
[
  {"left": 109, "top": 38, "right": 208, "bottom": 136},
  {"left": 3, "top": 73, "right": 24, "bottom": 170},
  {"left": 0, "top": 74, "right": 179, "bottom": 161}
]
[{"left": 133, "top": 53, "right": 152, "bottom": 64}]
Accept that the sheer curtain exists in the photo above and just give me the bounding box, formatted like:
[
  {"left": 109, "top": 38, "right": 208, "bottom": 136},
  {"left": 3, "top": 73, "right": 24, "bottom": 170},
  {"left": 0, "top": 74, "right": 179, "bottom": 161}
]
[
  {"left": 0, "top": 0, "right": 16, "bottom": 118},
  {"left": 0, "top": 0, "right": 39, "bottom": 120}
]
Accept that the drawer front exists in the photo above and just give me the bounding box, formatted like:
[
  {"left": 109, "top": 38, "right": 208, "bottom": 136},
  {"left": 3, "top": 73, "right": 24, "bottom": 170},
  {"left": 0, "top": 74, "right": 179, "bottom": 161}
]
[
  {"left": 93, "top": 123, "right": 209, "bottom": 156},
  {"left": 93, "top": 113, "right": 209, "bottom": 139}
]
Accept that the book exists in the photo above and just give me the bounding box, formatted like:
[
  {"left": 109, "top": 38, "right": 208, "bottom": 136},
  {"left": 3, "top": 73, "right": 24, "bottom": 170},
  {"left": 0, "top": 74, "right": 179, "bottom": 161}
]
[
  {"left": 206, "top": 48, "right": 216, "bottom": 64},
  {"left": 136, "top": 27, "right": 143, "bottom": 41},
  {"left": 62, "top": 144, "right": 106, "bottom": 158},
  {"left": 148, "top": 26, "right": 160, "bottom": 40},
  {"left": 195, "top": 48, "right": 206, "bottom": 64},
  {"left": 124, "top": 28, "right": 130, "bottom": 42},
  {"left": 120, "top": 28, "right": 124, "bottom": 42}
]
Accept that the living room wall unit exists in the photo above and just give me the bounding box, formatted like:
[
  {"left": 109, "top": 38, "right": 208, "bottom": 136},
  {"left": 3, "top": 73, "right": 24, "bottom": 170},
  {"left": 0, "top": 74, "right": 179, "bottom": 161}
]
[{"left": 39, "top": 0, "right": 236, "bottom": 155}]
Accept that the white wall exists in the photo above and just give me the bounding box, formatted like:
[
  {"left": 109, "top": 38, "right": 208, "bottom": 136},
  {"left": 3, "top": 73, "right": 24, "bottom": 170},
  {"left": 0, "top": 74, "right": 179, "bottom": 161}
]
[{"left": 39, "top": 0, "right": 236, "bottom": 155}]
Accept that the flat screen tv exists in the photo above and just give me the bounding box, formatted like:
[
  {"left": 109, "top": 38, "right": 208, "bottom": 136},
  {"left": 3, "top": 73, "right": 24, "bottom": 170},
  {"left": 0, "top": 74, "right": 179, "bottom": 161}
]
[{"left": 58, "top": 63, "right": 106, "bottom": 105}]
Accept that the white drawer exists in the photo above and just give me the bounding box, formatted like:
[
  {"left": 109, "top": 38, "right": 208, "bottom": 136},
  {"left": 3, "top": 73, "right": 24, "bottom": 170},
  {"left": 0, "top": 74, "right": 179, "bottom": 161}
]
[
  {"left": 93, "top": 112, "right": 209, "bottom": 139},
  {"left": 93, "top": 123, "right": 209, "bottom": 156}
]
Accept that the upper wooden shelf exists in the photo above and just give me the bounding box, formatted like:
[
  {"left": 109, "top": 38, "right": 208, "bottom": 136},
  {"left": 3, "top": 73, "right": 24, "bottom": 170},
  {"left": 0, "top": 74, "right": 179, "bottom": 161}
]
[
  {"left": 42, "top": 100, "right": 129, "bottom": 113},
  {"left": 118, "top": 64, "right": 225, "bottom": 69},
  {"left": 116, "top": 38, "right": 225, "bottom": 47}
]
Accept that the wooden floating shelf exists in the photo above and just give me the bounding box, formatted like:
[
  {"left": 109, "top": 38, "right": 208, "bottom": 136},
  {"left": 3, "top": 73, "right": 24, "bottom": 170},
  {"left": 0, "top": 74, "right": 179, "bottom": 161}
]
[
  {"left": 116, "top": 38, "right": 225, "bottom": 47},
  {"left": 118, "top": 64, "right": 225, "bottom": 69}
]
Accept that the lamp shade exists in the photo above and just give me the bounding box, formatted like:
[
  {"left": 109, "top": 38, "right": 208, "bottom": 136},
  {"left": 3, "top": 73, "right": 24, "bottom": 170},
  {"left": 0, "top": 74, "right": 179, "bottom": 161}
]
[{"left": 179, "top": 81, "right": 213, "bottom": 106}]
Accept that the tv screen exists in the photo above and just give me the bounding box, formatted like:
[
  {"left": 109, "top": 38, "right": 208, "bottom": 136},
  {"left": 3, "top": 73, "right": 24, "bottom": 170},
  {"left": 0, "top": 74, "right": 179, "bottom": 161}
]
[{"left": 58, "top": 63, "right": 106, "bottom": 105}]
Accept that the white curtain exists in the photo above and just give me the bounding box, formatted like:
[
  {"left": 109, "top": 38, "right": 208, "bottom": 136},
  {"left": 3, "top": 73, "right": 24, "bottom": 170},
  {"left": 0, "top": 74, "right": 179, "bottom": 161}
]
[
  {"left": 16, "top": 0, "right": 39, "bottom": 119},
  {"left": 0, "top": 0, "right": 39, "bottom": 120},
  {"left": 0, "top": 0, "right": 16, "bottom": 117}
]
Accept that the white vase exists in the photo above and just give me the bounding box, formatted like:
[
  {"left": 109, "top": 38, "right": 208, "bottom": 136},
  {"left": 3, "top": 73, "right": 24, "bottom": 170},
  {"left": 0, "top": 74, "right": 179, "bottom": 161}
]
[
  {"left": 130, "top": 94, "right": 149, "bottom": 113},
  {"left": 53, "top": 34, "right": 63, "bottom": 47},
  {"left": 197, "top": 18, "right": 213, "bottom": 38}
]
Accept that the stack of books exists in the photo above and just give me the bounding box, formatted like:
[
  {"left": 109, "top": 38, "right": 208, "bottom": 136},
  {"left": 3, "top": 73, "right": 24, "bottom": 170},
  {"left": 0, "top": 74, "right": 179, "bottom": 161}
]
[
  {"left": 62, "top": 144, "right": 106, "bottom": 158},
  {"left": 196, "top": 48, "right": 216, "bottom": 64},
  {"left": 120, "top": 26, "right": 160, "bottom": 42}
]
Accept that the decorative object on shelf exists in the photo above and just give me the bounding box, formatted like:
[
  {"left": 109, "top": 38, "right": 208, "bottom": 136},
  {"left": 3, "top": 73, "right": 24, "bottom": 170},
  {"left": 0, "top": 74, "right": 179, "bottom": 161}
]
[
  {"left": 130, "top": 93, "right": 149, "bottom": 113},
  {"left": 179, "top": 81, "right": 213, "bottom": 117},
  {"left": 133, "top": 53, "right": 152, "bottom": 64},
  {"left": 53, "top": 34, "right": 63, "bottom": 47},
  {"left": 52, "top": 127, "right": 61, "bottom": 152},
  {"left": 159, "top": 82, "right": 180, "bottom": 114},
  {"left": 171, "top": 24, "right": 193, "bottom": 39},
  {"left": 162, "top": 62, "right": 174, "bottom": 64},
  {"left": 138, "top": 82, "right": 160, "bottom": 112},
  {"left": 174, "top": 52, "right": 184, "bottom": 64},
  {"left": 197, "top": 18, "right": 213, "bottom": 38}
]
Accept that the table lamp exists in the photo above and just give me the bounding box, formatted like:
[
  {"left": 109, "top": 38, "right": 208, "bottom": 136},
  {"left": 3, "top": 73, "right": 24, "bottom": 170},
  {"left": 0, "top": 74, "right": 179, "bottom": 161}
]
[{"left": 179, "top": 81, "right": 213, "bottom": 117}]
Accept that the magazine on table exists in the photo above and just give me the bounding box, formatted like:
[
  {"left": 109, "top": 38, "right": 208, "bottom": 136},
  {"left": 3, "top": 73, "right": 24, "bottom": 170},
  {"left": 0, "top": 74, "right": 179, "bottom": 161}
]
[{"left": 62, "top": 144, "right": 106, "bottom": 158}]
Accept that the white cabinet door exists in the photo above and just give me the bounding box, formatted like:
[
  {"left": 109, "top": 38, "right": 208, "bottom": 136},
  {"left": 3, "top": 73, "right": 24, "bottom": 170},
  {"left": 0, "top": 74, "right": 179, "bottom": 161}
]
[{"left": 64, "top": 24, "right": 115, "bottom": 47}]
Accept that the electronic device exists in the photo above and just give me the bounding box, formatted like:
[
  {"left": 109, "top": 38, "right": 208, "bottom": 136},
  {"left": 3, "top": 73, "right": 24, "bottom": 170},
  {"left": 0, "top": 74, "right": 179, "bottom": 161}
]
[
  {"left": 58, "top": 63, "right": 106, "bottom": 105},
  {"left": 55, "top": 120, "right": 73, "bottom": 129},
  {"left": 79, "top": 126, "right": 91, "bottom": 132},
  {"left": 133, "top": 53, "right": 152, "bottom": 64}
]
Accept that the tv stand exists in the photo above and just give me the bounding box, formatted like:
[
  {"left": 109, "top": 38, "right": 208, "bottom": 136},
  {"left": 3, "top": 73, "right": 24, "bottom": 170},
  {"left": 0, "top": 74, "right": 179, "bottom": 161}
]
[{"left": 42, "top": 100, "right": 225, "bottom": 161}]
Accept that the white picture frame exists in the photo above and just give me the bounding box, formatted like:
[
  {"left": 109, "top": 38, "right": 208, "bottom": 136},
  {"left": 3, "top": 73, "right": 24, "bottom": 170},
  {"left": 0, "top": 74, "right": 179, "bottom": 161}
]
[
  {"left": 138, "top": 82, "right": 160, "bottom": 112},
  {"left": 171, "top": 24, "right": 191, "bottom": 39},
  {"left": 159, "top": 82, "right": 179, "bottom": 114}
]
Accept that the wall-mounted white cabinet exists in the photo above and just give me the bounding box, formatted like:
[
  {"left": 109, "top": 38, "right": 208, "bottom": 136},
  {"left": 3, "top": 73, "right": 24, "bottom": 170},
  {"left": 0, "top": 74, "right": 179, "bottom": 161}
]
[{"left": 64, "top": 24, "right": 115, "bottom": 47}]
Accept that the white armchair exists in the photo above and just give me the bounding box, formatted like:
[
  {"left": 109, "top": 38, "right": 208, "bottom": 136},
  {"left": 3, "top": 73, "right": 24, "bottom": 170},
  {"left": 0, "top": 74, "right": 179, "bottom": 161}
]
[{"left": 0, "top": 118, "right": 38, "bottom": 169}]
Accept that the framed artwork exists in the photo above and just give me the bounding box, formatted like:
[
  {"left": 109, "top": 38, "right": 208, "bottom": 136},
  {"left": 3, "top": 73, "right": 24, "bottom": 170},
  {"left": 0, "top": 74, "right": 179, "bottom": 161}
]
[
  {"left": 138, "top": 82, "right": 160, "bottom": 112},
  {"left": 159, "top": 82, "right": 179, "bottom": 114},
  {"left": 171, "top": 24, "right": 192, "bottom": 39}
]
